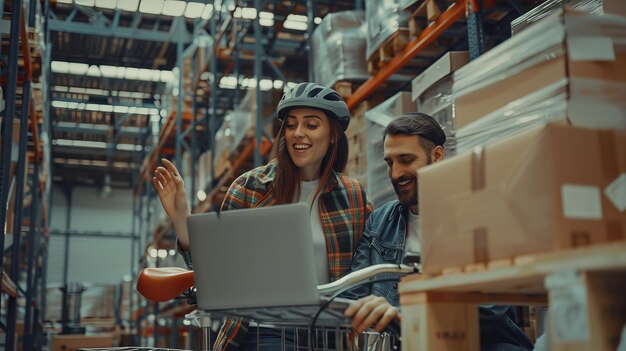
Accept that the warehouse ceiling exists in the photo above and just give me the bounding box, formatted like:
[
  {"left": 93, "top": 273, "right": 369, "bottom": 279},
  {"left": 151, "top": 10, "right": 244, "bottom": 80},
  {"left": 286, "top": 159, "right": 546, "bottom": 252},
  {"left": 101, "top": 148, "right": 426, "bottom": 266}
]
[
  {"left": 47, "top": 0, "right": 521, "bottom": 190},
  {"left": 48, "top": 0, "right": 357, "bottom": 190}
]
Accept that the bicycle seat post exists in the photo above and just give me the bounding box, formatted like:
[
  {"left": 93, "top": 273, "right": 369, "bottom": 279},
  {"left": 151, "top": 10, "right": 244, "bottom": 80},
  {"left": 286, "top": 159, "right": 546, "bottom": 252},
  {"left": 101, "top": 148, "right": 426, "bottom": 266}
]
[
  {"left": 200, "top": 316, "right": 211, "bottom": 351},
  {"left": 186, "top": 310, "right": 212, "bottom": 351}
]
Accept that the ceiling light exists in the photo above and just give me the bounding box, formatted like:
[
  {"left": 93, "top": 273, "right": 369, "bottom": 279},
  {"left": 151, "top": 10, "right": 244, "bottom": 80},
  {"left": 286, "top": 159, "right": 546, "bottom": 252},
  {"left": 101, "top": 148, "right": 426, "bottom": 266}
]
[
  {"left": 139, "top": 0, "right": 164, "bottom": 15},
  {"left": 85, "top": 103, "right": 100, "bottom": 111},
  {"left": 259, "top": 11, "right": 273, "bottom": 19},
  {"left": 283, "top": 20, "right": 307, "bottom": 31},
  {"left": 259, "top": 79, "right": 273, "bottom": 91},
  {"left": 314, "top": 17, "right": 322, "bottom": 24},
  {"left": 197, "top": 190, "right": 207, "bottom": 202},
  {"left": 57, "top": 0, "right": 73, "bottom": 4},
  {"left": 287, "top": 14, "right": 307, "bottom": 22},
  {"left": 125, "top": 67, "right": 139, "bottom": 80},
  {"left": 52, "top": 101, "right": 69, "bottom": 108},
  {"left": 75, "top": 0, "right": 95, "bottom": 6},
  {"left": 259, "top": 18, "right": 274, "bottom": 26},
  {"left": 86, "top": 65, "right": 101, "bottom": 77},
  {"left": 161, "top": 0, "right": 186, "bottom": 17},
  {"left": 99, "top": 105, "right": 114, "bottom": 112},
  {"left": 51, "top": 61, "right": 70, "bottom": 73},
  {"left": 184, "top": 2, "right": 204, "bottom": 18},
  {"left": 113, "top": 105, "right": 129, "bottom": 113},
  {"left": 95, "top": 0, "right": 117, "bottom": 9},
  {"left": 241, "top": 7, "right": 257, "bottom": 19},
  {"left": 114, "top": 67, "right": 126, "bottom": 79},
  {"left": 99, "top": 65, "right": 116, "bottom": 77},
  {"left": 201, "top": 4, "right": 213, "bottom": 19},
  {"left": 117, "top": 0, "right": 138, "bottom": 11}
]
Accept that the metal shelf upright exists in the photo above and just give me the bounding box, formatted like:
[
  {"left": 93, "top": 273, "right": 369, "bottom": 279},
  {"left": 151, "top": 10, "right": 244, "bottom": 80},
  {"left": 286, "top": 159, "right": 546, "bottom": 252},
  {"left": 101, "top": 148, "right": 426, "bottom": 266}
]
[{"left": 1, "top": 0, "right": 50, "bottom": 350}]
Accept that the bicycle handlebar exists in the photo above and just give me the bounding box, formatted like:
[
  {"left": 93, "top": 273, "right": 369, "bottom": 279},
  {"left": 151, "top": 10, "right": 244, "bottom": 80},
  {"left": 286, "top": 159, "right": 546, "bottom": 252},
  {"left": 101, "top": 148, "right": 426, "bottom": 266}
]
[{"left": 317, "top": 263, "right": 419, "bottom": 296}]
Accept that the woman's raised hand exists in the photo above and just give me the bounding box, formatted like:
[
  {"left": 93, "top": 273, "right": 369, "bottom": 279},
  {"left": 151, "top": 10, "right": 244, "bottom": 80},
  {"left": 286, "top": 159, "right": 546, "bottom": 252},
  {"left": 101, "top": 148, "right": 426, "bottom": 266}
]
[{"left": 152, "top": 158, "right": 192, "bottom": 249}]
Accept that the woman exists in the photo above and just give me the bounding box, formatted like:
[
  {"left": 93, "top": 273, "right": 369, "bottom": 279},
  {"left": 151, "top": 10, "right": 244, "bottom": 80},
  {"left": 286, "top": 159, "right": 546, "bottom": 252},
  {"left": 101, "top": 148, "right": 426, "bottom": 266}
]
[{"left": 153, "top": 82, "right": 372, "bottom": 350}]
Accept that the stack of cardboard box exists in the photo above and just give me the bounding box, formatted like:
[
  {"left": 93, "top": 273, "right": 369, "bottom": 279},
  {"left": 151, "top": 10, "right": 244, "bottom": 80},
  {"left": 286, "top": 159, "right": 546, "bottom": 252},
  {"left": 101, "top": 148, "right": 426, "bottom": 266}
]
[
  {"left": 344, "top": 101, "right": 373, "bottom": 186},
  {"left": 510, "top": 0, "right": 626, "bottom": 34},
  {"left": 418, "top": 9, "right": 626, "bottom": 274},
  {"left": 311, "top": 11, "right": 370, "bottom": 88},
  {"left": 411, "top": 51, "right": 470, "bottom": 156},
  {"left": 453, "top": 9, "right": 626, "bottom": 154}
]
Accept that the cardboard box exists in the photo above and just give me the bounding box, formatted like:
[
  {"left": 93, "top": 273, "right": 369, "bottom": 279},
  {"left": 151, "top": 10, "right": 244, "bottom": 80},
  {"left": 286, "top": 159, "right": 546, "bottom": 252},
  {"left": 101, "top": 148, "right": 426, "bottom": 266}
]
[
  {"left": 411, "top": 51, "right": 469, "bottom": 101},
  {"left": 51, "top": 334, "right": 115, "bottom": 351},
  {"left": 547, "top": 271, "right": 626, "bottom": 351},
  {"left": 453, "top": 10, "right": 626, "bottom": 130},
  {"left": 419, "top": 124, "right": 626, "bottom": 274}
]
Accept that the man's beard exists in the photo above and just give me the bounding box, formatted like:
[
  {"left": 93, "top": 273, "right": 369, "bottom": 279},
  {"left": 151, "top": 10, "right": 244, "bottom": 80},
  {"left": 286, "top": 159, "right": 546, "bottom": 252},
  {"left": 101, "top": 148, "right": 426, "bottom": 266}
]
[
  {"left": 393, "top": 176, "right": 418, "bottom": 207},
  {"left": 393, "top": 155, "right": 431, "bottom": 208}
]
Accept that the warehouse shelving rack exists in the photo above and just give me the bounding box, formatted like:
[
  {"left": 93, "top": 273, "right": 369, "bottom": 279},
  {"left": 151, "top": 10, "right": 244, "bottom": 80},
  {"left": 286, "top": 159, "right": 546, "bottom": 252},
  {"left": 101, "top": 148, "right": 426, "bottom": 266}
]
[
  {"left": 128, "top": 0, "right": 526, "bottom": 347},
  {"left": 1, "top": 0, "right": 51, "bottom": 350}
]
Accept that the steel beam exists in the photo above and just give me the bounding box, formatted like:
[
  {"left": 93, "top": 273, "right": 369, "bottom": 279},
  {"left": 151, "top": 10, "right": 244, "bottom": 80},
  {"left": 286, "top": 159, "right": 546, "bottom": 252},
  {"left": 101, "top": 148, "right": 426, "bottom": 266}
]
[
  {"left": 254, "top": 0, "right": 263, "bottom": 167},
  {"left": 0, "top": 0, "right": 22, "bottom": 301},
  {"left": 48, "top": 12, "right": 192, "bottom": 43}
]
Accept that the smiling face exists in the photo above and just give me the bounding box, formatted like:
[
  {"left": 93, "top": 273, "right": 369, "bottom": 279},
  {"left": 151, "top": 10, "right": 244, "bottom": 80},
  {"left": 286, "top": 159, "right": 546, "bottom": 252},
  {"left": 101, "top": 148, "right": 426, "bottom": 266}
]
[
  {"left": 384, "top": 134, "right": 441, "bottom": 214},
  {"left": 284, "top": 108, "right": 333, "bottom": 181}
]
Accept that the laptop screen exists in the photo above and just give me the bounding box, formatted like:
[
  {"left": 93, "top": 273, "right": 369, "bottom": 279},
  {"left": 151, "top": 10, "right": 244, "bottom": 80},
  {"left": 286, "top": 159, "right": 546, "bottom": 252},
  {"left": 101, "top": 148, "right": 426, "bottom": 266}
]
[{"left": 188, "top": 203, "right": 321, "bottom": 311}]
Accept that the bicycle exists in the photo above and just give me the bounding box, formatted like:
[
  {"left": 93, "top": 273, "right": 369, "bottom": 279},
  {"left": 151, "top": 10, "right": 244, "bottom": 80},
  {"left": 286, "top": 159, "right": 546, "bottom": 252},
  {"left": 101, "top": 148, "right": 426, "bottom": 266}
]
[{"left": 83, "top": 263, "right": 419, "bottom": 351}]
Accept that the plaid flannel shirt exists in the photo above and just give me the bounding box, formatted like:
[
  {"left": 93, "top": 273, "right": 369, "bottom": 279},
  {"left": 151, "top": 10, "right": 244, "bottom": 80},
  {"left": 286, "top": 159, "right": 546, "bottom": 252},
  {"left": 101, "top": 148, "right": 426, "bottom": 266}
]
[{"left": 178, "top": 160, "right": 372, "bottom": 350}]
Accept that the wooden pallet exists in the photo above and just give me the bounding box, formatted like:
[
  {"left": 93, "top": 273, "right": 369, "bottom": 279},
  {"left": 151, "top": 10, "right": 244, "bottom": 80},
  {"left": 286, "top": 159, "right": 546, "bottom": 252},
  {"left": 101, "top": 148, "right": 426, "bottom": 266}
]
[
  {"left": 367, "top": 30, "right": 411, "bottom": 75},
  {"left": 366, "top": 30, "right": 451, "bottom": 76},
  {"left": 408, "top": 0, "right": 440, "bottom": 38},
  {"left": 333, "top": 81, "right": 362, "bottom": 101},
  {"left": 399, "top": 242, "right": 626, "bottom": 351}
]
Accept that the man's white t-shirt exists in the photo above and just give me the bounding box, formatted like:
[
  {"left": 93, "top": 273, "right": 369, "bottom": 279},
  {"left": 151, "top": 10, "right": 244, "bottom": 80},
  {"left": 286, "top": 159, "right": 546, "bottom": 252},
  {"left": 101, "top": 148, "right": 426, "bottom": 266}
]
[
  {"left": 405, "top": 210, "right": 421, "bottom": 257},
  {"left": 299, "top": 180, "right": 329, "bottom": 284}
]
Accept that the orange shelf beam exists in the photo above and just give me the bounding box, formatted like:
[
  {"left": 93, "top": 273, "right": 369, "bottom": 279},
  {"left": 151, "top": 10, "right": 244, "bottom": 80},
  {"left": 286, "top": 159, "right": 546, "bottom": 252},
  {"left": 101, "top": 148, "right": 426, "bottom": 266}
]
[
  {"left": 2, "top": 272, "right": 18, "bottom": 298},
  {"left": 346, "top": 0, "right": 466, "bottom": 110}
]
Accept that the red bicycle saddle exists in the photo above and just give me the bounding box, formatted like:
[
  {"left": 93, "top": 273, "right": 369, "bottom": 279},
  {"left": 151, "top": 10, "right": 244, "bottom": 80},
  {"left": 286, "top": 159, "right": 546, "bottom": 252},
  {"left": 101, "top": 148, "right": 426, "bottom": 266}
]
[{"left": 136, "top": 267, "right": 195, "bottom": 302}]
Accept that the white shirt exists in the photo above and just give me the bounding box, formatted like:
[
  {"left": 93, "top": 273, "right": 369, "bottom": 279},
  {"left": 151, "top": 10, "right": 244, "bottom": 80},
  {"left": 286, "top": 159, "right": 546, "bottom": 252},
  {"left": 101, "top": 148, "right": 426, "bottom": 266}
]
[
  {"left": 299, "top": 180, "right": 329, "bottom": 284},
  {"left": 405, "top": 210, "right": 421, "bottom": 257}
]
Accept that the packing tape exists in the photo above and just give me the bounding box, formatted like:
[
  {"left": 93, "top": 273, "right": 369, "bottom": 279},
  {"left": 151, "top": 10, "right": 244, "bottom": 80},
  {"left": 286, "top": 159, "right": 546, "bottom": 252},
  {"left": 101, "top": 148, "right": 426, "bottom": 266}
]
[
  {"left": 471, "top": 146, "right": 487, "bottom": 263},
  {"left": 471, "top": 145, "right": 486, "bottom": 191},
  {"left": 473, "top": 227, "right": 489, "bottom": 263}
]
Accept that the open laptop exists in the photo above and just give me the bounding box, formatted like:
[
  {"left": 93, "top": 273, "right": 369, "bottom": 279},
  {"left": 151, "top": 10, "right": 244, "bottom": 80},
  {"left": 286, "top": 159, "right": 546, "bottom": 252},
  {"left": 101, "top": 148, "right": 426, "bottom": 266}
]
[{"left": 187, "top": 203, "right": 352, "bottom": 325}]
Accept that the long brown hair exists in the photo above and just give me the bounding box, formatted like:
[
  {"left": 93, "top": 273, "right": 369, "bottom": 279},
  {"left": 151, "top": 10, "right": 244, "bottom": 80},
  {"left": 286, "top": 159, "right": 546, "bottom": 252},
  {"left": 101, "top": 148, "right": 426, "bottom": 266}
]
[{"left": 269, "top": 110, "right": 348, "bottom": 205}]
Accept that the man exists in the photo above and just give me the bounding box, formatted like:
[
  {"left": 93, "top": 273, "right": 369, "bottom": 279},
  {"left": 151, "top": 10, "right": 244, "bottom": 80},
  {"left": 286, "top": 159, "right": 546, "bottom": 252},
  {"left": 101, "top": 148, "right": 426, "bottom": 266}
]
[{"left": 344, "top": 112, "right": 534, "bottom": 350}]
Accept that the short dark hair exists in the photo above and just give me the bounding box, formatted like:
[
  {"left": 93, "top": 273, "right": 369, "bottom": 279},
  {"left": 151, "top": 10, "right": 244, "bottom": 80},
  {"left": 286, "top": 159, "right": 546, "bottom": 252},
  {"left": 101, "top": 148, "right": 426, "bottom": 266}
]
[{"left": 383, "top": 112, "right": 446, "bottom": 153}]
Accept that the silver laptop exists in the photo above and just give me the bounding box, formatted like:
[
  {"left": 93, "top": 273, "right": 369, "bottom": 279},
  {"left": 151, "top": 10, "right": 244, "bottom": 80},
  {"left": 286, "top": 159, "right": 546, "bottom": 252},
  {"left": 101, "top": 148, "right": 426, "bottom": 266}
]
[{"left": 188, "top": 203, "right": 324, "bottom": 313}]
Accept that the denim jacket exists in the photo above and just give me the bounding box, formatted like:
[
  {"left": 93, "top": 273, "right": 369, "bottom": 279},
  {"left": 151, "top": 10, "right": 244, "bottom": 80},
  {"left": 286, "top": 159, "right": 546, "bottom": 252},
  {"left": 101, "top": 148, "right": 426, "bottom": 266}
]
[
  {"left": 349, "top": 200, "right": 407, "bottom": 306},
  {"left": 348, "top": 200, "right": 533, "bottom": 350}
]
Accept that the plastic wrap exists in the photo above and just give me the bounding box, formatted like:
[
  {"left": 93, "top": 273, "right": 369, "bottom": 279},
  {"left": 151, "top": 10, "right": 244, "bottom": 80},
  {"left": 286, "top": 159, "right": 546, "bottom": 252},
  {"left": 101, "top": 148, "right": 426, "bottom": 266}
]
[
  {"left": 312, "top": 11, "right": 370, "bottom": 88},
  {"left": 365, "top": 0, "right": 410, "bottom": 59},
  {"left": 364, "top": 93, "right": 413, "bottom": 208},
  {"left": 452, "top": 9, "right": 626, "bottom": 145},
  {"left": 455, "top": 77, "right": 626, "bottom": 154},
  {"left": 453, "top": 15, "right": 567, "bottom": 100},
  {"left": 365, "top": 121, "right": 396, "bottom": 208},
  {"left": 400, "top": 0, "right": 421, "bottom": 10},
  {"left": 511, "top": 0, "right": 604, "bottom": 35},
  {"left": 456, "top": 8, "right": 626, "bottom": 97},
  {"left": 417, "top": 75, "right": 457, "bottom": 156}
]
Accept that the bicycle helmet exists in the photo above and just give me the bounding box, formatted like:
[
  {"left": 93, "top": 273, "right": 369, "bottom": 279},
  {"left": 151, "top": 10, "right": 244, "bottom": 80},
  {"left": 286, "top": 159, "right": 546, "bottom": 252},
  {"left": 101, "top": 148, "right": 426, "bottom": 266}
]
[{"left": 277, "top": 82, "right": 351, "bottom": 131}]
